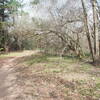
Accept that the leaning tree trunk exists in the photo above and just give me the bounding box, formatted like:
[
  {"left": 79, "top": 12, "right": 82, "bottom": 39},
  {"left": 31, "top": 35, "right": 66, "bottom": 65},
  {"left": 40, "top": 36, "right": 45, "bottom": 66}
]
[{"left": 81, "top": 0, "right": 95, "bottom": 62}]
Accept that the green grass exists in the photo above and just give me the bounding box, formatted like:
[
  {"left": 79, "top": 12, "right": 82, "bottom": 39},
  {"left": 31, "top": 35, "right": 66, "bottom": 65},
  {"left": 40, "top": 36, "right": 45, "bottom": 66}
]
[
  {"left": 26, "top": 53, "right": 78, "bottom": 64},
  {"left": 0, "top": 50, "right": 36, "bottom": 58},
  {"left": 25, "top": 54, "right": 48, "bottom": 65},
  {"left": 24, "top": 53, "right": 94, "bottom": 74},
  {"left": 22, "top": 53, "right": 100, "bottom": 99},
  {"left": 0, "top": 52, "right": 24, "bottom": 58}
]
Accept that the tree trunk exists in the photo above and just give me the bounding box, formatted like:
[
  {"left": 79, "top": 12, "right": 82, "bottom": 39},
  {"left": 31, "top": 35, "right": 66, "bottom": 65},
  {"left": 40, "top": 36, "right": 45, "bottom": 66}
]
[
  {"left": 81, "top": 0, "right": 94, "bottom": 62},
  {"left": 91, "top": 0, "right": 99, "bottom": 61}
]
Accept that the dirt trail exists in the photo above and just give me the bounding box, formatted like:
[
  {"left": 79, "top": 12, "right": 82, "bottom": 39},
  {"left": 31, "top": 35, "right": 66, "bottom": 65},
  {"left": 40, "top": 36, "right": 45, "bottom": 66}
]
[
  {"left": 0, "top": 51, "right": 38, "bottom": 100},
  {"left": 0, "top": 57, "right": 19, "bottom": 100}
]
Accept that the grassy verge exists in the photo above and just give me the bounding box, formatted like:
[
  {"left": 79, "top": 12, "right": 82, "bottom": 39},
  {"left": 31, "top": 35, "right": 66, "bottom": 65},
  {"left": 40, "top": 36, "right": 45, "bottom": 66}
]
[
  {"left": 17, "top": 53, "right": 100, "bottom": 100},
  {"left": 0, "top": 50, "right": 36, "bottom": 58}
]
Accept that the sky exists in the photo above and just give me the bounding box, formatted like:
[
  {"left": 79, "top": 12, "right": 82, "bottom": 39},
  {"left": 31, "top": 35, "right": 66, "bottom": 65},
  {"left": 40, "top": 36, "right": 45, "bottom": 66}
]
[
  {"left": 23, "top": 0, "right": 68, "bottom": 18},
  {"left": 23, "top": 0, "right": 100, "bottom": 19},
  {"left": 23, "top": 0, "right": 32, "bottom": 14}
]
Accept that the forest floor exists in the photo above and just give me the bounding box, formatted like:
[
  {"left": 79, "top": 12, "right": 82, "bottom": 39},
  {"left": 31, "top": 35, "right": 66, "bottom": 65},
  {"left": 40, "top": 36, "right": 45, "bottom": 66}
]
[{"left": 0, "top": 51, "right": 100, "bottom": 100}]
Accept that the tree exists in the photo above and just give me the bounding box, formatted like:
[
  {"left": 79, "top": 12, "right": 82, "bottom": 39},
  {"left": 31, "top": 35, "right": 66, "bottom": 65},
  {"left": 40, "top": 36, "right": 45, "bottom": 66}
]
[
  {"left": 91, "top": 0, "right": 100, "bottom": 61},
  {"left": 30, "top": 0, "right": 85, "bottom": 57},
  {"left": 81, "top": 0, "right": 100, "bottom": 63},
  {"left": 0, "top": 0, "right": 9, "bottom": 52},
  {"left": 81, "top": 0, "right": 94, "bottom": 62},
  {"left": 0, "top": 0, "right": 23, "bottom": 52}
]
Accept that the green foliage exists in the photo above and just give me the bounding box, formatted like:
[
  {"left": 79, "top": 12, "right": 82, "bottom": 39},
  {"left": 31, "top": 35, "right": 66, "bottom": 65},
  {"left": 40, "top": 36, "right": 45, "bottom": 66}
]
[
  {"left": 8, "top": 0, "right": 24, "bottom": 14},
  {"left": 31, "top": 0, "right": 40, "bottom": 5},
  {"left": 0, "top": 0, "right": 24, "bottom": 51},
  {"left": 26, "top": 53, "right": 48, "bottom": 65}
]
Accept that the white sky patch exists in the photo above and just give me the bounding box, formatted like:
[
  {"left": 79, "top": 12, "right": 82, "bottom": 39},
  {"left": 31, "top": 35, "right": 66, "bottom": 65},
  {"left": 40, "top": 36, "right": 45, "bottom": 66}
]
[{"left": 22, "top": 0, "right": 100, "bottom": 19}]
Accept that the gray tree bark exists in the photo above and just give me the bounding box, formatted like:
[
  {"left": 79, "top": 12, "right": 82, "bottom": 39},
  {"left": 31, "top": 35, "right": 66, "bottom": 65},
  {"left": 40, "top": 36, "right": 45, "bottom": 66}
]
[
  {"left": 81, "top": 0, "right": 94, "bottom": 62},
  {"left": 91, "top": 0, "right": 99, "bottom": 61}
]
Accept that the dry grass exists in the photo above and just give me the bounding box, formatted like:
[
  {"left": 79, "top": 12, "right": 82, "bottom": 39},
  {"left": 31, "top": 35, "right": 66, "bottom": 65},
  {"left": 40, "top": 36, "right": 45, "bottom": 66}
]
[
  {"left": 1, "top": 51, "right": 100, "bottom": 100},
  {"left": 0, "top": 50, "right": 38, "bottom": 58},
  {"left": 14, "top": 52, "right": 100, "bottom": 100}
]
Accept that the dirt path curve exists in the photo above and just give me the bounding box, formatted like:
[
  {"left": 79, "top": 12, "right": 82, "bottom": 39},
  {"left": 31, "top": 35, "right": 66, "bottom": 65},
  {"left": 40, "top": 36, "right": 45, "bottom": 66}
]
[{"left": 0, "top": 51, "right": 38, "bottom": 100}]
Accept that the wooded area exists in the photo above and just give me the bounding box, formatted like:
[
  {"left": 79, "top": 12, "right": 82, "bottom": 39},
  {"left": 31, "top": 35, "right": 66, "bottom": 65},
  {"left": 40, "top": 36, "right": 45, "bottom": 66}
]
[
  {"left": 0, "top": 0, "right": 100, "bottom": 64},
  {"left": 0, "top": 0, "right": 100, "bottom": 100}
]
